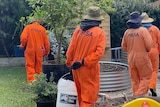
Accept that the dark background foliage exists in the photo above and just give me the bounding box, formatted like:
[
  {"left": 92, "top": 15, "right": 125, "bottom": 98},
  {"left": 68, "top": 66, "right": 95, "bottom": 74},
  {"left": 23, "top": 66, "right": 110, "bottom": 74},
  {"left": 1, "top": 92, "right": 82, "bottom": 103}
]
[
  {"left": 0, "top": 0, "right": 160, "bottom": 56},
  {"left": 0, "top": 0, "right": 31, "bottom": 57},
  {"left": 109, "top": 0, "right": 160, "bottom": 47}
]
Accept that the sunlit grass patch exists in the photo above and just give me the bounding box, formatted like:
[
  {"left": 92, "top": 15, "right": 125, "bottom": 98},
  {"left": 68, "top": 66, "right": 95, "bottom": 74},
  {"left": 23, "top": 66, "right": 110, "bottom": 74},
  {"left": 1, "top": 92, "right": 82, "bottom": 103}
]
[{"left": 0, "top": 66, "right": 36, "bottom": 107}]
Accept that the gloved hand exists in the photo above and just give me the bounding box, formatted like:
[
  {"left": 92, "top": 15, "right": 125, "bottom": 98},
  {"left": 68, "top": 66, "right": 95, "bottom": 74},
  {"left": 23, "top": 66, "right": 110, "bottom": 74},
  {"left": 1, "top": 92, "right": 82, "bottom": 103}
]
[
  {"left": 82, "top": 59, "right": 84, "bottom": 65},
  {"left": 72, "top": 62, "right": 82, "bottom": 70},
  {"left": 17, "top": 44, "right": 24, "bottom": 49}
]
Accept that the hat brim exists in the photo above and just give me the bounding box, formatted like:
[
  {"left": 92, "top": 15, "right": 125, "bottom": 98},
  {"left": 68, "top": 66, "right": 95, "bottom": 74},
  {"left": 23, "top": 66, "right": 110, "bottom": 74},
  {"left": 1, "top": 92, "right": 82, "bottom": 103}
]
[
  {"left": 142, "top": 18, "right": 154, "bottom": 23},
  {"left": 127, "top": 15, "right": 144, "bottom": 24},
  {"left": 84, "top": 15, "right": 104, "bottom": 21}
]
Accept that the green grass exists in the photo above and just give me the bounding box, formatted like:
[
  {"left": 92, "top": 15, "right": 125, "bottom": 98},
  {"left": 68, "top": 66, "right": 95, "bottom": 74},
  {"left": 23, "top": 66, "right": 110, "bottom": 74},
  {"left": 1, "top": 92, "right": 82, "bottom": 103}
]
[{"left": 0, "top": 66, "right": 36, "bottom": 107}]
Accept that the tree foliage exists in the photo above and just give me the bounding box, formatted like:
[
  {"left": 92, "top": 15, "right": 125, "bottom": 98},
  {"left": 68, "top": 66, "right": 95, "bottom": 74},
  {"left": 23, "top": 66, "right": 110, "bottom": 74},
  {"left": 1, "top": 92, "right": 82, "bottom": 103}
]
[
  {"left": 0, "top": 0, "right": 31, "bottom": 57},
  {"left": 94, "top": 0, "right": 116, "bottom": 13},
  {"left": 25, "top": 0, "right": 115, "bottom": 64},
  {"left": 25, "top": 0, "right": 88, "bottom": 64}
]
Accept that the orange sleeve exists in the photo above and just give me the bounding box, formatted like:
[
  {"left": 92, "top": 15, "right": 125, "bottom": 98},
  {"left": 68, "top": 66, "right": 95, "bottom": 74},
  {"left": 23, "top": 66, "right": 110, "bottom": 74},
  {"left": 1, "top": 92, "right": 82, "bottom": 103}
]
[
  {"left": 65, "top": 29, "right": 77, "bottom": 67},
  {"left": 158, "top": 31, "right": 160, "bottom": 54},
  {"left": 20, "top": 25, "right": 29, "bottom": 48},
  {"left": 143, "top": 28, "right": 153, "bottom": 52},
  {"left": 121, "top": 30, "right": 128, "bottom": 52},
  {"left": 43, "top": 31, "right": 50, "bottom": 55}
]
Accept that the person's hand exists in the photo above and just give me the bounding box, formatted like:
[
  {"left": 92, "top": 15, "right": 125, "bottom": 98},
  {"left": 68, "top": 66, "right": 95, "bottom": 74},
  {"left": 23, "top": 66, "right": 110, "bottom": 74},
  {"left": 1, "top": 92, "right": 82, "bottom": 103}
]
[
  {"left": 17, "top": 45, "right": 24, "bottom": 49},
  {"left": 71, "top": 59, "right": 84, "bottom": 70},
  {"left": 72, "top": 62, "right": 82, "bottom": 70},
  {"left": 43, "top": 55, "right": 48, "bottom": 62}
]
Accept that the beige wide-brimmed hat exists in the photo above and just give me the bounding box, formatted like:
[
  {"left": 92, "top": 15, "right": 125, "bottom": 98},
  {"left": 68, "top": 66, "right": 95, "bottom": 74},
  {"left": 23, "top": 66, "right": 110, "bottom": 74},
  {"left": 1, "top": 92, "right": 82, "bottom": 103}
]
[
  {"left": 84, "top": 6, "right": 104, "bottom": 21},
  {"left": 141, "top": 12, "right": 154, "bottom": 23}
]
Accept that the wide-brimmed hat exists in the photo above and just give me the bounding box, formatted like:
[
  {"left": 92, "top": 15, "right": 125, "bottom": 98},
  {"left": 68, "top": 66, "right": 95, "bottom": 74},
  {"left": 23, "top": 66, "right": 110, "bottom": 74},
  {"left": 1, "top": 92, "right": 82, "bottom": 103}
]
[
  {"left": 127, "top": 11, "right": 144, "bottom": 24},
  {"left": 84, "top": 6, "right": 104, "bottom": 21},
  {"left": 141, "top": 12, "right": 154, "bottom": 23}
]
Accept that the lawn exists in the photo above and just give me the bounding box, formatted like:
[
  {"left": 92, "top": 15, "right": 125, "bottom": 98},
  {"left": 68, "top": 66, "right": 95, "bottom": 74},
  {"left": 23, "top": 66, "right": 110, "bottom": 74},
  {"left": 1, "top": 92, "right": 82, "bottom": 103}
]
[{"left": 0, "top": 66, "right": 36, "bottom": 107}]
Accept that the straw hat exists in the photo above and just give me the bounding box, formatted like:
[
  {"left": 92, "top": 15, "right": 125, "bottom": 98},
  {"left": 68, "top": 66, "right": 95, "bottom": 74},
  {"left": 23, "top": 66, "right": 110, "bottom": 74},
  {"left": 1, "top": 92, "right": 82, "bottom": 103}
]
[
  {"left": 141, "top": 12, "right": 154, "bottom": 23},
  {"left": 127, "top": 11, "right": 144, "bottom": 24},
  {"left": 84, "top": 6, "right": 104, "bottom": 21}
]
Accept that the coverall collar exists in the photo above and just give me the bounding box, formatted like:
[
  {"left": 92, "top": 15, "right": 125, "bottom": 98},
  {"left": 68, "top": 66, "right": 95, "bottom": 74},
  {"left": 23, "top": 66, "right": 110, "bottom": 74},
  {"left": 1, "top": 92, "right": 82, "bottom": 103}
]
[
  {"left": 142, "top": 23, "right": 152, "bottom": 28},
  {"left": 127, "top": 22, "right": 142, "bottom": 29},
  {"left": 80, "top": 20, "right": 101, "bottom": 31}
]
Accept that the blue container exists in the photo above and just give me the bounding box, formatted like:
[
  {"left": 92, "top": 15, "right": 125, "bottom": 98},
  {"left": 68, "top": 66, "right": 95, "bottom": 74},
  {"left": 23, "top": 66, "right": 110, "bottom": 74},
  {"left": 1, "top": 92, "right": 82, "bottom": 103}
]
[{"left": 14, "top": 47, "right": 25, "bottom": 57}]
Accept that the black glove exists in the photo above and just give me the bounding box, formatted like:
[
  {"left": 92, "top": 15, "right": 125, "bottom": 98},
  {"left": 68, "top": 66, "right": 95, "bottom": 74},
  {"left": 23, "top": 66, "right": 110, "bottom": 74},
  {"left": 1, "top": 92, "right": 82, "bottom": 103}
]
[
  {"left": 82, "top": 59, "right": 84, "bottom": 65},
  {"left": 72, "top": 62, "right": 82, "bottom": 70}
]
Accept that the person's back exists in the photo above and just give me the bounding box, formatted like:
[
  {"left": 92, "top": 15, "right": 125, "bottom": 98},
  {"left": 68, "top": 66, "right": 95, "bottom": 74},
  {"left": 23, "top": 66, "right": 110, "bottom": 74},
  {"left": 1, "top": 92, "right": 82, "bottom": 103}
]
[
  {"left": 20, "top": 18, "right": 50, "bottom": 83},
  {"left": 66, "top": 26, "right": 106, "bottom": 66},
  {"left": 23, "top": 23, "right": 49, "bottom": 53},
  {"left": 123, "top": 27, "right": 152, "bottom": 54}
]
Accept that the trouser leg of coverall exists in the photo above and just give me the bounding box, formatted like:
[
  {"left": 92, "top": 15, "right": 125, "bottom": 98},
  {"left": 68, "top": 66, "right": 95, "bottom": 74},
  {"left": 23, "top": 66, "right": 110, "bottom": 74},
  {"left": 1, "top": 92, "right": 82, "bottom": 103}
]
[
  {"left": 80, "top": 102, "right": 93, "bottom": 107},
  {"left": 135, "top": 60, "right": 152, "bottom": 96},
  {"left": 129, "top": 66, "right": 140, "bottom": 95},
  {"left": 25, "top": 52, "right": 36, "bottom": 83},
  {"left": 72, "top": 66, "right": 99, "bottom": 107},
  {"left": 149, "top": 51, "right": 159, "bottom": 90},
  {"left": 75, "top": 82, "right": 94, "bottom": 107},
  {"left": 129, "top": 55, "right": 152, "bottom": 96},
  {"left": 35, "top": 53, "right": 43, "bottom": 74},
  {"left": 72, "top": 71, "right": 82, "bottom": 106},
  {"left": 135, "top": 77, "right": 151, "bottom": 95}
]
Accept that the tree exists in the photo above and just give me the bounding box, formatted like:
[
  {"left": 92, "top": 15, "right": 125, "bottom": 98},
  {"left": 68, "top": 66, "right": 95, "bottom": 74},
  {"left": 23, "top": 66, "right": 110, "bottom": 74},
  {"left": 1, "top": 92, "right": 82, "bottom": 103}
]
[
  {"left": 25, "top": 0, "right": 115, "bottom": 64},
  {"left": 0, "top": 0, "right": 31, "bottom": 57}
]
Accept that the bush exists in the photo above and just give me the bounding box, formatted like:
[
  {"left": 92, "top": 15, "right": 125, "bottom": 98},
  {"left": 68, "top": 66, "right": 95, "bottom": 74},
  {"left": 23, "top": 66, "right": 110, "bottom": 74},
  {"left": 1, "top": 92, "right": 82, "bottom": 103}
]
[{"left": 28, "top": 72, "right": 57, "bottom": 102}]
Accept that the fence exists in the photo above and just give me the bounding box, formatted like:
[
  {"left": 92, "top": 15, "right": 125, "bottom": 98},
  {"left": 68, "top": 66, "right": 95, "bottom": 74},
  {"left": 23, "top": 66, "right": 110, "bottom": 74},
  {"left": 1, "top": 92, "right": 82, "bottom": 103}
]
[{"left": 110, "top": 47, "right": 128, "bottom": 64}]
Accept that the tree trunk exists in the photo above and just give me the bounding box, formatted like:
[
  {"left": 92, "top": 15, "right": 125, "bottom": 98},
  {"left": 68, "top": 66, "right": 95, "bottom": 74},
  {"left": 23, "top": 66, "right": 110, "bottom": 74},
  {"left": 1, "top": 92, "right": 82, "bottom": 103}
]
[
  {"left": 0, "top": 37, "right": 9, "bottom": 57},
  {"left": 56, "top": 41, "right": 61, "bottom": 64}
]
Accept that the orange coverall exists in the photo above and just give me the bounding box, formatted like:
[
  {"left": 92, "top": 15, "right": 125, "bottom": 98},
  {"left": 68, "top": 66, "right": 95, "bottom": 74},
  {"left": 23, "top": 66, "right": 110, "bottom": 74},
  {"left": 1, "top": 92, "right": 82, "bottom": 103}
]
[
  {"left": 66, "top": 26, "right": 106, "bottom": 107},
  {"left": 20, "top": 22, "right": 50, "bottom": 83},
  {"left": 147, "top": 25, "right": 160, "bottom": 90},
  {"left": 121, "top": 27, "right": 153, "bottom": 96}
]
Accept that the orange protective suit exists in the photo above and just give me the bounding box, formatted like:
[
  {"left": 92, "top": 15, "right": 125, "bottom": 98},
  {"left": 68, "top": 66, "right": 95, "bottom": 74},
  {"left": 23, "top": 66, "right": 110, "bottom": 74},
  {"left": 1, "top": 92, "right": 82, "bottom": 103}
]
[
  {"left": 66, "top": 26, "right": 106, "bottom": 107},
  {"left": 121, "top": 27, "right": 153, "bottom": 96},
  {"left": 146, "top": 25, "right": 160, "bottom": 90},
  {"left": 20, "top": 22, "right": 50, "bottom": 83}
]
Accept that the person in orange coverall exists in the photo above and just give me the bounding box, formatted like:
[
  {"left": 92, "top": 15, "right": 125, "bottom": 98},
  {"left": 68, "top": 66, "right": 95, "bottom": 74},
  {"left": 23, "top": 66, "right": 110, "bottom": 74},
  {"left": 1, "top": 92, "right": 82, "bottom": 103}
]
[
  {"left": 121, "top": 11, "right": 153, "bottom": 96},
  {"left": 66, "top": 6, "right": 106, "bottom": 107},
  {"left": 19, "top": 17, "right": 50, "bottom": 83},
  {"left": 141, "top": 12, "right": 160, "bottom": 96}
]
